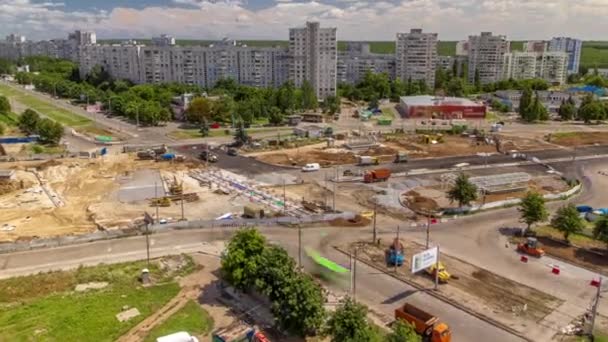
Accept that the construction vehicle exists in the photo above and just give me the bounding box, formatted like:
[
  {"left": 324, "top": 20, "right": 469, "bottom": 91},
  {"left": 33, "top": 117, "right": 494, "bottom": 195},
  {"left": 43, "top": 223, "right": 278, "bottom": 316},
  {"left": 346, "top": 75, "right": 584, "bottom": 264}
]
[
  {"left": 243, "top": 205, "right": 265, "bottom": 219},
  {"left": 386, "top": 238, "right": 404, "bottom": 266},
  {"left": 426, "top": 262, "right": 451, "bottom": 283},
  {"left": 358, "top": 156, "right": 379, "bottom": 166},
  {"left": 137, "top": 150, "right": 156, "bottom": 160},
  {"left": 150, "top": 197, "right": 171, "bottom": 207},
  {"left": 363, "top": 168, "right": 391, "bottom": 183},
  {"left": 517, "top": 237, "right": 545, "bottom": 257},
  {"left": 394, "top": 303, "right": 451, "bottom": 342},
  {"left": 199, "top": 151, "right": 218, "bottom": 163},
  {"left": 342, "top": 169, "right": 354, "bottom": 177},
  {"left": 394, "top": 152, "right": 408, "bottom": 163},
  {"left": 169, "top": 176, "right": 183, "bottom": 195}
]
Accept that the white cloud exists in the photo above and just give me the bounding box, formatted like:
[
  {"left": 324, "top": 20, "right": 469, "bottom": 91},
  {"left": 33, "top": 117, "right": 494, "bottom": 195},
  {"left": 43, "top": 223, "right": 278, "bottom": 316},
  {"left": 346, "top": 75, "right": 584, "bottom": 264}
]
[{"left": 0, "top": 0, "right": 605, "bottom": 41}]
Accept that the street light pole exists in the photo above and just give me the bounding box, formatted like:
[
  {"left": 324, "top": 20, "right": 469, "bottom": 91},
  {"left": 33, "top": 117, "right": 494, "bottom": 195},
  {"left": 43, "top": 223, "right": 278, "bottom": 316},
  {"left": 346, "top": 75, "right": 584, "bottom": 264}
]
[
  {"left": 590, "top": 276, "right": 603, "bottom": 341},
  {"left": 372, "top": 200, "right": 377, "bottom": 243},
  {"left": 426, "top": 213, "right": 431, "bottom": 249}
]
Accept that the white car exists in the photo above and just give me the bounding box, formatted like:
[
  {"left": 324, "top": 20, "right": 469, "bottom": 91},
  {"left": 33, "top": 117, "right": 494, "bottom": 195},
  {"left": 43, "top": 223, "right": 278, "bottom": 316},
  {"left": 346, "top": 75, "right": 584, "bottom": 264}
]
[{"left": 302, "top": 163, "right": 321, "bottom": 172}]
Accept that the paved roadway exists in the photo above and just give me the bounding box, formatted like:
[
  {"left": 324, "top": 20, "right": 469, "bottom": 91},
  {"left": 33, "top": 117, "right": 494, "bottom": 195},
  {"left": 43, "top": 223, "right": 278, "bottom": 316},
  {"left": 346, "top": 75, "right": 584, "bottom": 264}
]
[{"left": 0, "top": 227, "right": 524, "bottom": 342}]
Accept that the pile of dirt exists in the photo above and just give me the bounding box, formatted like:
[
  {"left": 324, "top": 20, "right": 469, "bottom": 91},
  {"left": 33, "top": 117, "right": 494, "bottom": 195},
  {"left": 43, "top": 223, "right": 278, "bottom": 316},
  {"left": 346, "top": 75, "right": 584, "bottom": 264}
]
[
  {"left": 386, "top": 135, "right": 496, "bottom": 158},
  {"left": 36, "top": 159, "right": 62, "bottom": 171},
  {"left": 0, "top": 179, "right": 30, "bottom": 195},
  {"left": 329, "top": 215, "right": 371, "bottom": 227},
  {"left": 401, "top": 190, "right": 439, "bottom": 213}
]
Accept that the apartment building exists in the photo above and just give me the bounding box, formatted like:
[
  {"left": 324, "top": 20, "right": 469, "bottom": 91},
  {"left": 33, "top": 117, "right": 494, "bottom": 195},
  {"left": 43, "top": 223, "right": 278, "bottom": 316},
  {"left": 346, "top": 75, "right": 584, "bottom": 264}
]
[
  {"left": 337, "top": 42, "right": 395, "bottom": 84},
  {"left": 395, "top": 29, "right": 438, "bottom": 89},
  {"left": 0, "top": 30, "right": 94, "bottom": 62},
  {"left": 525, "top": 41, "right": 547, "bottom": 53},
  {"left": 548, "top": 37, "right": 582, "bottom": 74},
  {"left": 467, "top": 32, "right": 510, "bottom": 85},
  {"left": 501, "top": 51, "right": 569, "bottom": 85},
  {"left": 289, "top": 21, "right": 337, "bottom": 99},
  {"left": 152, "top": 34, "right": 176, "bottom": 47},
  {"left": 79, "top": 43, "right": 142, "bottom": 82}
]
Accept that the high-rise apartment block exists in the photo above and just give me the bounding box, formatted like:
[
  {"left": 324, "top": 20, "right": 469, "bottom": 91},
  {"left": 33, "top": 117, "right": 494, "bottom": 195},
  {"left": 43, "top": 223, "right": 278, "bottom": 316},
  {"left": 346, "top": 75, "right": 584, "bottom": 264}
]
[
  {"left": 548, "top": 37, "right": 582, "bottom": 74},
  {"left": 151, "top": 34, "right": 176, "bottom": 47},
  {"left": 467, "top": 32, "right": 510, "bottom": 85},
  {"left": 337, "top": 42, "right": 395, "bottom": 84},
  {"left": 525, "top": 41, "right": 547, "bottom": 53},
  {"left": 502, "top": 51, "right": 569, "bottom": 85},
  {"left": 289, "top": 22, "right": 337, "bottom": 99},
  {"left": 395, "top": 29, "right": 438, "bottom": 89}
]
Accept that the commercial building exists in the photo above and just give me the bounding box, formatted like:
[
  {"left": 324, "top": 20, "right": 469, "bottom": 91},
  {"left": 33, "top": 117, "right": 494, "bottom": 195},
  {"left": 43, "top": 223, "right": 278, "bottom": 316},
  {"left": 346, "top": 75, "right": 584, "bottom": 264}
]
[
  {"left": 398, "top": 95, "right": 486, "bottom": 119},
  {"left": 494, "top": 90, "right": 582, "bottom": 112},
  {"left": 289, "top": 21, "right": 337, "bottom": 99},
  {"left": 337, "top": 42, "right": 395, "bottom": 84},
  {"left": 395, "top": 29, "right": 438, "bottom": 89},
  {"left": 467, "top": 32, "right": 510, "bottom": 85},
  {"left": 548, "top": 37, "right": 582, "bottom": 74}
]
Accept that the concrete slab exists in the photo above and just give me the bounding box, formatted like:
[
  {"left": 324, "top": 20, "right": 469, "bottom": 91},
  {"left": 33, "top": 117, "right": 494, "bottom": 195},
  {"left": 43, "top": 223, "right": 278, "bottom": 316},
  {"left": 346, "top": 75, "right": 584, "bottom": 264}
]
[{"left": 118, "top": 169, "right": 166, "bottom": 202}]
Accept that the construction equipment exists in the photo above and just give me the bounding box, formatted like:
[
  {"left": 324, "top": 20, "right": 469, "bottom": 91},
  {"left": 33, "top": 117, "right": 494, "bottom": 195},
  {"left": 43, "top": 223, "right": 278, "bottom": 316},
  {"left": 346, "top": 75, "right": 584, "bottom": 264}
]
[
  {"left": 363, "top": 168, "right": 391, "bottom": 183},
  {"left": 169, "top": 176, "right": 183, "bottom": 195},
  {"left": 420, "top": 134, "right": 444, "bottom": 144},
  {"left": 426, "top": 262, "right": 451, "bottom": 283},
  {"left": 394, "top": 303, "right": 452, "bottom": 342},
  {"left": 386, "top": 238, "right": 404, "bottom": 266},
  {"left": 199, "top": 151, "right": 218, "bottom": 163},
  {"left": 358, "top": 156, "right": 379, "bottom": 166},
  {"left": 394, "top": 152, "right": 409, "bottom": 163},
  {"left": 137, "top": 150, "right": 156, "bottom": 160},
  {"left": 243, "top": 205, "right": 266, "bottom": 219},
  {"left": 150, "top": 197, "right": 171, "bottom": 207},
  {"left": 517, "top": 237, "right": 545, "bottom": 257}
]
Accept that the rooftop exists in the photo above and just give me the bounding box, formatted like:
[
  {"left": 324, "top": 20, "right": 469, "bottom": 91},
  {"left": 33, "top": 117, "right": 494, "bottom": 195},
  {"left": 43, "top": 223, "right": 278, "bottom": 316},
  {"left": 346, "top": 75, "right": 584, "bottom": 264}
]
[{"left": 400, "top": 95, "right": 482, "bottom": 107}]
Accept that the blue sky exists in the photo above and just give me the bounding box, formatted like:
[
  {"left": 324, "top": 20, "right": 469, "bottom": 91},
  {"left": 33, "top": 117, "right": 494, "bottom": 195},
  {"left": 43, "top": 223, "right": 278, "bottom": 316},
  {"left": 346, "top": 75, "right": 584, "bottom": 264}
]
[{"left": 1, "top": 0, "right": 605, "bottom": 41}]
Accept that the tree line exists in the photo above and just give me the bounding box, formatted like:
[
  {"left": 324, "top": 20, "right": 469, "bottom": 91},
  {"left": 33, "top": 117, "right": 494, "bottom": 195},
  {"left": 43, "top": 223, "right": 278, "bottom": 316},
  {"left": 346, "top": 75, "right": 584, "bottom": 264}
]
[{"left": 221, "top": 228, "right": 420, "bottom": 341}]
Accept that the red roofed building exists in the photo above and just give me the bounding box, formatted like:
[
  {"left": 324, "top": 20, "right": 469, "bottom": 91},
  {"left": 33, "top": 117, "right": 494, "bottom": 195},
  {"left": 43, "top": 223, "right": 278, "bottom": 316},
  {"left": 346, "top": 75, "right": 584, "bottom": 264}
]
[{"left": 398, "top": 95, "right": 486, "bottom": 119}]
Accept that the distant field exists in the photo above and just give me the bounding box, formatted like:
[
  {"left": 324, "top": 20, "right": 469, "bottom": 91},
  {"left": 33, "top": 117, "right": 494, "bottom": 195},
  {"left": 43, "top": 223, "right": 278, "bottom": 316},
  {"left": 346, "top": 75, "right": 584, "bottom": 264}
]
[{"left": 100, "top": 39, "right": 608, "bottom": 68}]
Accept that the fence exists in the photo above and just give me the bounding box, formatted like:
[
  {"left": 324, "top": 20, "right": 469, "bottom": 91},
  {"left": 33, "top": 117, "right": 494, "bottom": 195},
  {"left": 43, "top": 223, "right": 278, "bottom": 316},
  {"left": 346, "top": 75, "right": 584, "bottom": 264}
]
[{"left": 0, "top": 212, "right": 355, "bottom": 254}]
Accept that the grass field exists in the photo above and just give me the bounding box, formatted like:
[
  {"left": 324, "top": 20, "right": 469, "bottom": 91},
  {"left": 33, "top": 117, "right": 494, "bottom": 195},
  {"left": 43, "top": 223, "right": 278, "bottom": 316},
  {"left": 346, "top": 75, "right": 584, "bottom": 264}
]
[
  {"left": 0, "top": 112, "right": 19, "bottom": 127},
  {"left": 0, "top": 84, "right": 91, "bottom": 127},
  {"left": 168, "top": 127, "right": 293, "bottom": 140},
  {"left": 0, "top": 256, "right": 194, "bottom": 341},
  {"left": 144, "top": 300, "right": 214, "bottom": 342}
]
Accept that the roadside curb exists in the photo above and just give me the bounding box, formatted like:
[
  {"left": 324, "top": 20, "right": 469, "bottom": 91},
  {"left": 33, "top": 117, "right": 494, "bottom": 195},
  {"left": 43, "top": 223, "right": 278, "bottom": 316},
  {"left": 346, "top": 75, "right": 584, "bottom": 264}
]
[{"left": 333, "top": 246, "right": 534, "bottom": 342}]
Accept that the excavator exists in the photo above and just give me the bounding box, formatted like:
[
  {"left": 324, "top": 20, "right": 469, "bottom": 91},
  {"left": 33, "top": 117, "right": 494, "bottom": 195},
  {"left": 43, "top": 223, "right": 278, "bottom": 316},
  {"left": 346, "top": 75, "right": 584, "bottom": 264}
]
[
  {"left": 517, "top": 237, "right": 545, "bottom": 257},
  {"left": 386, "top": 238, "right": 404, "bottom": 267}
]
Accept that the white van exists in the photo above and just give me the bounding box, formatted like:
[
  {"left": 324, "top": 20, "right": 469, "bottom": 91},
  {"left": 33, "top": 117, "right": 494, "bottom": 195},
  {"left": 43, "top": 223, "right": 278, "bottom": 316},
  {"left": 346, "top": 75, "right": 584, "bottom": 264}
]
[{"left": 302, "top": 163, "right": 321, "bottom": 172}]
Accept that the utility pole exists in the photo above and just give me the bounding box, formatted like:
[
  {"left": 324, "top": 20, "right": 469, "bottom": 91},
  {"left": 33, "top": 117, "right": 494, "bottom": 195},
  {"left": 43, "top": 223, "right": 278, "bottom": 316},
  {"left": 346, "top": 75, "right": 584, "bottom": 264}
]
[
  {"left": 395, "top": 225, "right": 400, "bottom": 273},
  {"left": 136, "top": 105, "right": 140, "bottom": 128},
  {"left": 434, "top": 246, "right": 440, "bottom": 290},
  {"left": 332, "top": 172, "right": 336, "bottom": 213},
  {"left": 590, "top": 276, "right": 602, "bottom": 341},
  {"left": 426, "top": 213, "right": 431, "bottom": 249},
  {"left": 372, "top": 200, "right": 377, "bottom": 243},
  {"left": 145, "top": 223, "right": 150, "bottom": 268},
  {"left": 154, "top": 182, "right": 159, "bottom": 221},
  {"left": 324, "top": 172, "right": 328, "bottom": 208},
  {"left": 180, "top": 191, "right": 185, "bottom": 221},
  {"left": 283, "top": 178, "right": 287, "bottom": 215},
  {"left": 351, "top": 248, "right": 358, "bottom": 300},
  {"left": 298, "top": 224, "right": 302, "bottom": 271}
]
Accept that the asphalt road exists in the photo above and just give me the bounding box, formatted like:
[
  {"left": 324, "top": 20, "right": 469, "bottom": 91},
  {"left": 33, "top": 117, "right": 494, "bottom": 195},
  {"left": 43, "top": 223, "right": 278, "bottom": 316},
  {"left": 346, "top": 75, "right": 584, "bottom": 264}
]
[{"left": 0, "top": 227, "right": 524, "bottom": 342}]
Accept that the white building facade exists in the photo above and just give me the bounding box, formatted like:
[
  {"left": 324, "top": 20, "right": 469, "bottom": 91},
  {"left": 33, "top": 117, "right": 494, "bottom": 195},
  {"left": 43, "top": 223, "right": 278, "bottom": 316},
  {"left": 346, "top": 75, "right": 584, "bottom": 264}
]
[
  {"left": 395, "top": 29, "right": 438, "bottom": 89},
  {"left": 467, "top": 32, "right": 510, "bottom": 85},
  {"left": 548, "top": 37, "right": 582, "bottom": 75}
]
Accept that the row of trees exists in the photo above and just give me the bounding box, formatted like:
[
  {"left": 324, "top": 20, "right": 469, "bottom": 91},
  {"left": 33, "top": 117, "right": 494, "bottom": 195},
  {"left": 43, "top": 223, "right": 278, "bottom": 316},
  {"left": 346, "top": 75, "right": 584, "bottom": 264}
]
[
  {"left": 221, "top": 228, "right": 420, "bottom": 341},
  {"left": 518, "top": 88, "right": 549, "bottom": 122},
  {"left": 338, "top": 71, "right": 431, "bottom": 103},
  {"left": 556, "top": 93, "right": 608, "bottom": 123},
  {"left": 19, "top": 109, "right": 64, "bottom": 144}
]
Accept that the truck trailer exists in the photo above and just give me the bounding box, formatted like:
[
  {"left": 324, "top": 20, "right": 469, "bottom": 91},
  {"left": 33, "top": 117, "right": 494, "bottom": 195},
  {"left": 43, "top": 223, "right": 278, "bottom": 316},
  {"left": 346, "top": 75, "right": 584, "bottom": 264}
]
[
  {"left": 363, "top": 169, "right": 391, "bottom": 183},
  {"left": 394, "top": 303, "right": 451, "bottom": 342}
]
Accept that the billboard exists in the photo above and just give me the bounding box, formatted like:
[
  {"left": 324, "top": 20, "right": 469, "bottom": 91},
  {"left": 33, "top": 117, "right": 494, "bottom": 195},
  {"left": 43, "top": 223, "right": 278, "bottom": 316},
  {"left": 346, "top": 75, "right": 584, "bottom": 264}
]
[{"left": 411, "top": 246, "right": 438, "bottom": 273}]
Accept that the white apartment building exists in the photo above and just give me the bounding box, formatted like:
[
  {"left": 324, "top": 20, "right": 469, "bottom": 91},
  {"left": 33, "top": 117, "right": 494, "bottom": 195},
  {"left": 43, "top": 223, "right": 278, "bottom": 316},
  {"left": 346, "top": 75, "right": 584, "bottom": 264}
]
[
  {"left": 79, "top": 44, "right": 142, "bottom": 82},
  {"left": 548, "top": 37, "right": 582, "bottom": 74},
  {"left": 467, "top": 32, "right": 510, "bottom": 85},
  {"left": 152, "top": 34, "right": 176, "bottom": 47},
  {"left": 68, "top": 30, "right": 96, "bottom": 46},
  {"left": 5, "top": 34, "right": 25, "bottom": 44},
  {"left": 337, "top": 42, "right": 395, "bottom": 84},
  {"left": 525, "top": 41, "right": 547, "bottom": 53},
  {"left": 395, "top": 29, "right": 438, "bottom": 89},
  {"left": 501, "top": 51, "right": 569, "bottom": 85},
  {"left": 289, "top": 21, "right": 337, "bottom": 99},
  {"left": 455, "top": 40, "right": 469, "bottom": 56}
]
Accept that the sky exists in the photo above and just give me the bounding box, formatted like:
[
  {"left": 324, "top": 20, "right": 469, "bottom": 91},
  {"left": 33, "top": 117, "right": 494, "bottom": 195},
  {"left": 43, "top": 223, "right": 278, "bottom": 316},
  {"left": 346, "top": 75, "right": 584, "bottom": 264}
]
[{"left": 0, "top": 0, "right": 606, "bottom": 42}]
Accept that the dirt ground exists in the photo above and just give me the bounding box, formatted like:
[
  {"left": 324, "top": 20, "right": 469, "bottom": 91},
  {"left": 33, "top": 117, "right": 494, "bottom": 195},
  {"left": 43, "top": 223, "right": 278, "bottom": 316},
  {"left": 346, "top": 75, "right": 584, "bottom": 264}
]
[
  {"left": 549, "top": 132, "right": 608, "bottom": 147},
  {"left": 251, "top": 142, "right": 397, "bottom": 167},
  {"left": 0, "top": 155, "right": 248, "bottom": 242},
  {"left": 348, "top": 240, "right": 564, "bottom": 333},
  {"left": 497, "top": 134, "right": 558, "bottom": 152},
  {"left": 384, "top": 135, "right": 496, "bottom": 159}
]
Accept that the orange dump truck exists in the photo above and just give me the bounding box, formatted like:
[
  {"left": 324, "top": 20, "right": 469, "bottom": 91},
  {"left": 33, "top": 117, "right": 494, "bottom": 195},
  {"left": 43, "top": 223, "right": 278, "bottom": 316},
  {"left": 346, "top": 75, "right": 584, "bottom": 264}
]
[
  {"left": 363, "top": 168, "right": 391, "bottom": 183},
  {"left": 394, "top": 303, "right": 451, "bottom": 342}
]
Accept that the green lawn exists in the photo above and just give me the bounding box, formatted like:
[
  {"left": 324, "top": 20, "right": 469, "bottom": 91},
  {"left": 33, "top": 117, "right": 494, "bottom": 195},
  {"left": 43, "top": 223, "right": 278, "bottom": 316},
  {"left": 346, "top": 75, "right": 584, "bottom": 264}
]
[
  {"left": 535, "top": 225, "right": 601, "bottom": 248},
  {"left": 144, "top": 300, "right": 214, "bottom": 342},
  {"left": 0, "top": 256, "right": 194, "bottom": 342},
  {"left": 0, "top": 84, "right": 91, "bottom": 127},
  {"left": 29, "top": 143, "right": 66, "bottom": 155},
  {"left": 0, "top": 112, "right": 19, "bottom": 127},
  {"left": 168, "top": 127, "right": 293, "bottom": 140}
]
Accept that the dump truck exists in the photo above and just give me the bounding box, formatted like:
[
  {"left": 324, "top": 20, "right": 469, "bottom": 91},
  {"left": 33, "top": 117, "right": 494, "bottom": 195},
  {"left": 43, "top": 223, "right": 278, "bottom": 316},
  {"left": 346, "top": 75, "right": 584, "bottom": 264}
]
[
  {"left": 358, "top": 156, "right": 379, "bottom": 166},
  {"left": 517, "top": 237, "right": 545, "bottom": 257},
  {"left": 243, "top": 205, "right": 265, "bottom": 219},
  {"left": 394, "top": 152, "right": 408, "bottom": 163},
  {"left": 394, "top": 303, "right": 451, "bottom": 342},
  {"left": 363, "top": 168, "right": 391, "bottom": 183}
]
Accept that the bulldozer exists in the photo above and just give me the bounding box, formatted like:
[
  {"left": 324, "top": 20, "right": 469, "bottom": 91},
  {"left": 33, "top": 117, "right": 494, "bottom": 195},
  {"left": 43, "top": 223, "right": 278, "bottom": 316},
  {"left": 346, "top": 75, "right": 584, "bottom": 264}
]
[
  {"left": 150, "top": 197, "right": 171, "bottom": 207},
  {"left": 517, "top": 237, "right": 545, "bottom": 257}
]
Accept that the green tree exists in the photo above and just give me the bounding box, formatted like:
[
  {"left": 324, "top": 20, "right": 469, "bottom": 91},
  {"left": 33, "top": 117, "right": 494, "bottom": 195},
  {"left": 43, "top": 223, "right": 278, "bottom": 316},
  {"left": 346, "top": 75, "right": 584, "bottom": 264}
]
[
  {"left": 0, "top": 58, "right": 15, "bottom": 75},
  {"left": 386, "top": 319, "right": 422, "bottom": 342},
  {"left": 301, "top": 80, "right": 318, "bottom": 110},
  {"left": 19, "top": 109, "right": 40, "bottom": 134},
  {"left": 325, "top": 297, "right": 381, "bottom": 342},
  {"left": 551, "top": 204, "right": 585, "bottom": 243},
  {"left": 268, "top": 107, "right": 284, "bottom": 126},
  {"left": 435, "top": 67, "right": 448, "bottom": 90},
  {"left": 277, "top": 81, "right": 297, "bottom": 112},
  {"left": 36, "top": 118, "right": 63, "bottom": 145},
  {"left": 220, "top": 228, "right": 266, "bottom": 290},
  {"left": 578, "top": 100, "right": 606, "bottom": 123},
  {"left": 185, "top": 97, "right": 214, "bottom": 124},
  {"left": 447, "top": 173, "right": 478, "bottom": 207},
  {"left": 213, "top": 96, "right": 234, "bottom": 123},
  {"left": 85, "top": 64, "right": 112, "bottom": 87},
  {"left": 233, "top": 121, "right": 249, "bottom": 146},
  {"left": 558, "top": 99, "right": 576, "bottom": 121},
  {"left": 593, "top": 217, "right": 608, "bottom": 250},
  {"left": 519, "top": 87, "right": 533, "bottom": 121},
  {"left": 446, "top": 78, "right": 467, "bottom": 97},
  {"left": 474, "top": 69, "right": 481, "bottom": 92},
  {"left": 369, "top": 96, "right": 379, "bottom": 109},
  {"left": 199, "top": 118, "right": 209, "bottom": 137},
  {"left": 518, "top": 192, "right": 548, "bottom": 233},
  {"left": 0, "top": 96, "right": 10, "bottom": 114},
  {"left": 0, "top": 122, "right": 5, "bottom": 136},
  {"left": 390, "top": 78, "right": 407, "bottom": 102},
  {"left": 254, "top": 245, "right": 296, "bottom": 301},
  {"left": 528, "top": 93, "right": 549, "bottom": 121},
  {"left": 323, "top": 95, "right": 340, "bottom": 115},
  {"left": 273, "top": 273, "right": 326, "bottom": 336}
]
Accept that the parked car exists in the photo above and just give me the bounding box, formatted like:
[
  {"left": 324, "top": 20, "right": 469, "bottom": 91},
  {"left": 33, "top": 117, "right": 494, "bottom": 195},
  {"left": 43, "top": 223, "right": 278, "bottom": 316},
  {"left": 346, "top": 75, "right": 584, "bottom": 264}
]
[{"left": 302, "top": 163, "right": 321, "bottom": 172}]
